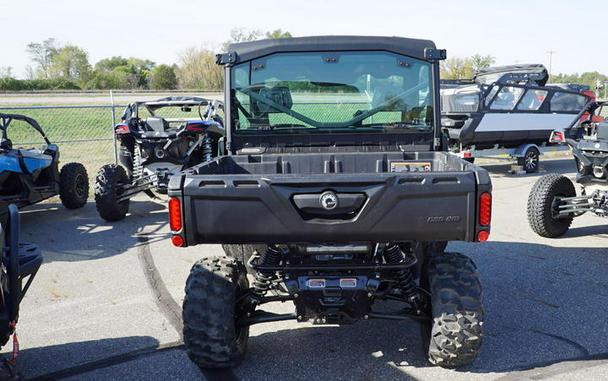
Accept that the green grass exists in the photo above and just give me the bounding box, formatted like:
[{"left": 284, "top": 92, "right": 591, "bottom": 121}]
[{"left": 0, "top": 106, "right": 117, "bottom": 187}]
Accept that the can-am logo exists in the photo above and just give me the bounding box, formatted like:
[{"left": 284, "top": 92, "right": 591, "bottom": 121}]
[
  {"left": 427, "top": 216, "right": 461, "bottom": 223},
  {"left": 319, "top": 191, "right": 338, "bottom": 210}
]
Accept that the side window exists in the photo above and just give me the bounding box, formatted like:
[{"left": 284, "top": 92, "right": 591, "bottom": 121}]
[
  {"left": 484, "top": 85, "right": 499, "bottom": 107},
  {"left": 489, "top": 86, "right": 524, "bottom": 110},
  {"left": 550, "top": 92, "right": 587, "bottom": 112},
  {"left": 517, "top": 89, "right": 548, "bottom": 111}
]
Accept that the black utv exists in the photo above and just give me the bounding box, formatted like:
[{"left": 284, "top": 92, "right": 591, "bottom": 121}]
[
  {"left": 95, "top": 97, "right": 224, "bottom": 221},
  {"left": 168, "top": 36, "right": 492, "bottom": 369}
]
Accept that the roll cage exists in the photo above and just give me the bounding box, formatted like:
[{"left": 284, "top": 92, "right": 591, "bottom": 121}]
[
  {"left": 0, "top": 113, "right": 51, "bottom": 146},
  {"left": 121, "top": 97, "right": 222, "bottom": 121},
  {"left": 216, "top": 36, "right": 447, "bottom": 154}
]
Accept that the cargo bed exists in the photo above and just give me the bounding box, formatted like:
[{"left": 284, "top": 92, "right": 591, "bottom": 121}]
[{"left": 169, "top": 151, "right": 491, "bottom": 245}]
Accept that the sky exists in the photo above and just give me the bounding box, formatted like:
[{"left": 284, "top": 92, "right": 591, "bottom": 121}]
[{"left": 0, "top": 0, "right": 605, "bottom": 79}]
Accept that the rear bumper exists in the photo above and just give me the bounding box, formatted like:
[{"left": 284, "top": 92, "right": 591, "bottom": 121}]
[{"left": 172, "top": 171, "right": 490, "bottom": 245}]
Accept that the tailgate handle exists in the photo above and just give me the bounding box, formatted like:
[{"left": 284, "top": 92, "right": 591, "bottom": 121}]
[
  {"left": 432, "top": 176, "right": 460, "bottom": 184},
  {"left": 292, "top": 192, "right": 366, "bottom": 219}
]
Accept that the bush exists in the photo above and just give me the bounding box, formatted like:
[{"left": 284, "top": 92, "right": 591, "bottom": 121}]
[
  {"left": 0, "top": 78, "right": 80, "bottom": 91},
  {"left": 150, "top": 64, "right": 178, "bottom": 90}
]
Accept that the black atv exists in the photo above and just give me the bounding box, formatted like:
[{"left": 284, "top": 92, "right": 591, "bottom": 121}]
[
  {"left": 527, "top": 100, "right": 608, "bottom": 237},
  {"left": 0, "top": 114, "right": 89, "bottom": 221},
  {"left": 94, "top": 97, "right": 224, "bottom": 221}
]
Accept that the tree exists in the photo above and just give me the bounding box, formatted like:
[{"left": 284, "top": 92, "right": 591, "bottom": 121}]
[
  {"left": 0, "top": 67, "right": 13, "bottom": 79},
  {"left": 551, "top": 71, "right": 608, "bottom": 90},
  {"left": 26, "top": 38, "right": 57, "bottom": 79},
  {"left": 440, "top": 54, "right": 495, "bottom": 80},
  {"left": 222, "top": 27, "right": 263, "bottom": 51},
  {"left": 89, "top": 56, "right": 155, "bottom": 89},
  {"left": 177, "top": 47, "right": 223, "bottom": 90},
  {"left": 470, "top": 54, "right": 495, "bottom": 73},
  {"left": 85, "top": 70, "right": 129, "bottom": 89},
  {"left": 49, "top": 45, "right": 92, "bottom": 85},
  {"left": 265, "top": 29, "right": 292, "bottom": 39},
  {"left": 441, "top": 57, "right": 474, "bottom": 80},
  {"left": 150, "top": 64, "right": 178, "bottom": 90},
  {"left": 95, "top": 56, "right": 129, "bottom": 72}
]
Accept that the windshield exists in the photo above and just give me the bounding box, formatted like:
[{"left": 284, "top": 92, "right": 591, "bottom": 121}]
[{"left": 231, "top": 51, "right": 434, "bottom": 134}]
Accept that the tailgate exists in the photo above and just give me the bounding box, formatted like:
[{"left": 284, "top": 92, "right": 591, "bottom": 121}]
[{"left": 172, "top": 171, "right": 483, "bottom": 245}]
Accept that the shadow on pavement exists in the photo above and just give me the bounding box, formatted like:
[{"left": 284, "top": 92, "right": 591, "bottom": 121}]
[
  {"left": 480, "top": 157, "right": 575, "bottom": 178},
  {"left": 14, "top": 335, "right": 173, "bottom": 380},
  {"left": 232, "top": 239, "right": 608, "bottom": 380},
  {"left": 18, "top": 198, "right": 169, "bottom": 263}
]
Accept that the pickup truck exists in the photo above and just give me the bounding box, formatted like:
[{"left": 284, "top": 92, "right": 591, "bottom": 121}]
[{"left": 168, "top": 36, "right": 492, "bottom": 370}]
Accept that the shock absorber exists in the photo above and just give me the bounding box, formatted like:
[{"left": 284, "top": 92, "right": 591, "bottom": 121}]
[
  {"left": 253, "top": 245, "right": 282, "bottom": 296},
  {"left": 201, "top": 134, "right": 212, "bottom": 162},
  {"left": 383, "top": 244, "right": 417, "bottom": 299}
]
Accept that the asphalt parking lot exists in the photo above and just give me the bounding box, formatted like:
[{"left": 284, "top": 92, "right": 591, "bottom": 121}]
[{"left": 4, "top": 157, "right": 608, "bottom": 381}]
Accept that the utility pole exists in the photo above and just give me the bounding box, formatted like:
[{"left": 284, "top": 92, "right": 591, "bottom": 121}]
[{"left": 546, "top": 50, "right": 557, "bottom": 79}]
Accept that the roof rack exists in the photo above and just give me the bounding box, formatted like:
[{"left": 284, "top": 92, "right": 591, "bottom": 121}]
[{"left": 474, "top": 64, "right": 549, "bottom": 86}]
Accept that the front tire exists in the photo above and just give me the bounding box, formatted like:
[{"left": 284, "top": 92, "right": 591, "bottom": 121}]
[
  {"left": 94, "top": 164, "right": 130, "bottom": 221},
  {"left": 422, "top": 252, "right": 484, "bottom": 368},
  {"left": 527, "top": 174, "right": 575, "bottom": 238},
  {"left": 59, "top": 162, "right": 89, "bottom": 209},
  {"left": 183, "top": 256, "right": 250, "bottom": 369}
]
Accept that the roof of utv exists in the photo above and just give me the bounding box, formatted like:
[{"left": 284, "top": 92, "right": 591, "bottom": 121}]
[{"left": 225, "top": 35, "right": 437, "bottom": 64}]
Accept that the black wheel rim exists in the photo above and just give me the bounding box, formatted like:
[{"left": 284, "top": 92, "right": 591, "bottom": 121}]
[
  {"left": 550, "top": 195, "right": 568, "bottom": 219},
  {"left": 74, "top": 174, "right": 86, "bottom": 199},
  {"left": 525, "top": 151, "right": 538, "bottom": 171}
]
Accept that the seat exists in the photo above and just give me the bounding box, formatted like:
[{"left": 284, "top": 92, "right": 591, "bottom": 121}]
[
  {"left": 145, "top": 117, "right": 168, "bottom": 133},
  {"left": 0, "top": 138, "right": 12, "bottom": 151}
]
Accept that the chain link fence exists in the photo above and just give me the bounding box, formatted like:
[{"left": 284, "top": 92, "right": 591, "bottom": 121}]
[
  {"left": 0, "top": 91, "right": 223, "bottom": 189},
  {"left": 0, "top": 104, "right": 121, "bottom": 187}
]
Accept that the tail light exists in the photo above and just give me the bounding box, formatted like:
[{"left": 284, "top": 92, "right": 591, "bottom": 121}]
[
  {"left": 477, "top": 192, "right": 491, "bottom": 242},
  {"left": 549, "top": 130, "right": 565, "bottom": 144},
  {"left": 115, "top": 123, "right": 130, "bottom": 135},
  {"left": 168, "top": 197, "right": 182, "bottom": 231},
  {"left": 171, "top": 235, "right": 185, "bottom": 247},
  {"left": 479, "top": 192, "right": 491, "bottom": 226},
  {"left": 185, "top": 122, "right": 206, "bottom": 133},
  {"left": 477, "top": 230, "right": 490, "bottom": 242}
]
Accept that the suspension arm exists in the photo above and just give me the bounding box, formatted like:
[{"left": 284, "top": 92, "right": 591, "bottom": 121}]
[{"left": 555, "top": 195, "right": 593, "bottom": 218}]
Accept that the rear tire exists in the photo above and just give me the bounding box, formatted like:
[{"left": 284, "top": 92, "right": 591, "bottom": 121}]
[
  {"left": 518, "top": 147, "right": 540, "bottom": 173},
  {"left": 527, "top": 174, "right": 575, "bottom": 237},
  {"left": 59, "top": 162, "right": 89, "bottom": 209},
  {"left": 94, "top": 164, "right": 130, "bottom": 221},
  {"left": 183, "top": 256, "right": 250, "bottom": 369},
  {"left": 422, "top": 252, "right": 484, "bottom": 368}
]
